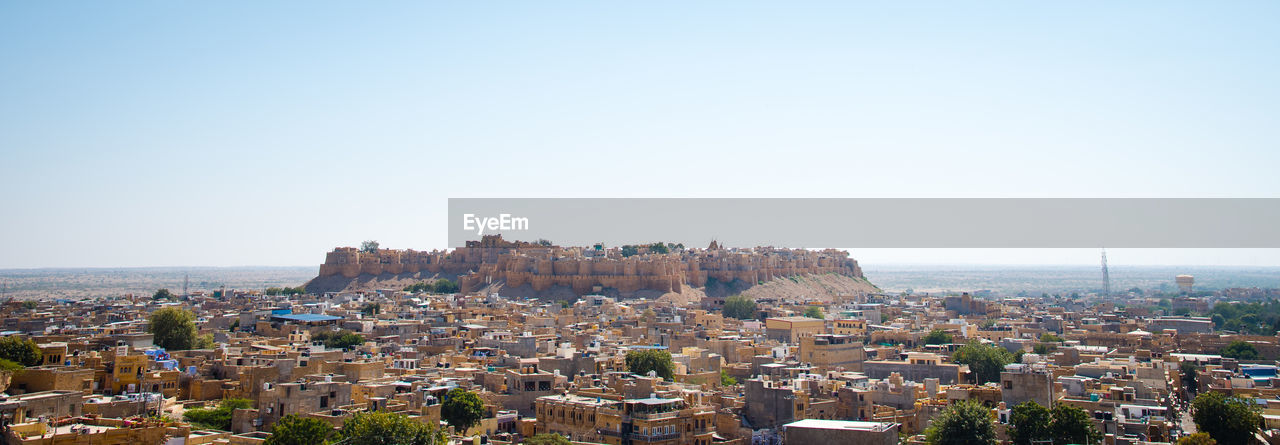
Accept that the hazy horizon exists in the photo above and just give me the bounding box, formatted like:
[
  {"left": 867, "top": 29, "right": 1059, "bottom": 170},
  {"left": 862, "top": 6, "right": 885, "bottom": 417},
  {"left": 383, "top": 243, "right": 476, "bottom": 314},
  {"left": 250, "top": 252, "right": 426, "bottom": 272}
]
[{"left": 5, "top": 248, "right": 1280, "bottom": 270}]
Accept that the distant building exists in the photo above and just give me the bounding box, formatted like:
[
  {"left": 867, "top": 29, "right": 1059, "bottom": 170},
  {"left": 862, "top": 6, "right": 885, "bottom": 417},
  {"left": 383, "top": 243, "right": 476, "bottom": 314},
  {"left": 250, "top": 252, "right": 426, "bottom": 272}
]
[
  {"left": 783, "top": 419, "right": 898, "bottom": 445},
  {"left": 1176, "top": 275, "right": 1194, "bottom": 294},
  {"left": 1001, "top": 363, "right": 1054, "bottom": 408},
  {"left": 745, "top": 378, "right": 810, "bottom": 429},
  {"left": 798, "top": 334, "right": 866, "bottom": 372},
  {"left": 765, "top": 317, "right": 825, "bottom": 343},
  {"left": 944, "top": 293, "right": 990, "bottom": 316},
  {"left": 1146, "top": 316, "right": 1213, "bottom": 334},
  {"left": 863, "top": 353, "right": 963, "bottom": 385}
]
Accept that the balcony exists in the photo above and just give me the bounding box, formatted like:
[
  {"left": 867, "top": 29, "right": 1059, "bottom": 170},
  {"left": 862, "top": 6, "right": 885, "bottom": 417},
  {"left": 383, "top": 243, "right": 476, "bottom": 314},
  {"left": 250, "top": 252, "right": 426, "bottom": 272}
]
[
  {"left": 630, "top": 431, "right": 681, "bottom": 441},
  {"left": 631, "top": 410, "right": 678, "bottom": 421}
]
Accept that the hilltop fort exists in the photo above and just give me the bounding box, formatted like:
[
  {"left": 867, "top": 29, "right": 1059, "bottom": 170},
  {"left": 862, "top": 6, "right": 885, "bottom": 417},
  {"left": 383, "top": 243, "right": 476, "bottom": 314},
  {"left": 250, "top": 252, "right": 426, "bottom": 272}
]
[{"left": 308, "top": 235, "right": 869, "bottom": 299}]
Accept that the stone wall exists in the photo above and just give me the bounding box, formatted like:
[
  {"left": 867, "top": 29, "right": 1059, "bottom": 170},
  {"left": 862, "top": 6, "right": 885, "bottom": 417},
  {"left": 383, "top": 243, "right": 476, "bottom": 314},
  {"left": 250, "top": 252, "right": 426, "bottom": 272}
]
[{"left": 316, "top": 235, "right": 864, "bottom": 296}]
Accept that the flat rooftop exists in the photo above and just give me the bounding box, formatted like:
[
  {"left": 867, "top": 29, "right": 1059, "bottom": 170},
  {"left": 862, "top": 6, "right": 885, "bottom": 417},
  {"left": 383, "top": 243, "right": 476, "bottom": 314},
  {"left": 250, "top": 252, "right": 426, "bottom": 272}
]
[
  {"left": 272, "top": 314, "right": 342, "bottom": 322},
  {"left": 784, "top": 419, "right": 897, "bottom": 433}
]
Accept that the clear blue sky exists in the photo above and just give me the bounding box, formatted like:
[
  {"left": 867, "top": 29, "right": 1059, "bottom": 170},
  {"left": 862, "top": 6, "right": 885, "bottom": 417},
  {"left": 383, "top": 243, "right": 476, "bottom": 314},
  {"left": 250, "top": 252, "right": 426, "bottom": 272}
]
[{"left": 2, "top": 2, "right": 1279, "bottom": 268}]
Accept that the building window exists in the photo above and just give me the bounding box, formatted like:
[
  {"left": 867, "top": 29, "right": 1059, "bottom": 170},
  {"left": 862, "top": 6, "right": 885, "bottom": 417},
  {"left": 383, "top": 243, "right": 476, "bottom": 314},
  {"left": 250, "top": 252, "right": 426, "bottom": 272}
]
[{"left": 1003, "top": 381, "right": 1013, "bottom": 389}]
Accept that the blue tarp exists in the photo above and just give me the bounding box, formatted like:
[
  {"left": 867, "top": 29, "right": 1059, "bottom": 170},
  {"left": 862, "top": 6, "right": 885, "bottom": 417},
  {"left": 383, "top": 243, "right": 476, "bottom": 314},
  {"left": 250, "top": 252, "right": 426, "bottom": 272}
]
[{"left": 272, "top": 313, "right": 341, "bottom": 322}]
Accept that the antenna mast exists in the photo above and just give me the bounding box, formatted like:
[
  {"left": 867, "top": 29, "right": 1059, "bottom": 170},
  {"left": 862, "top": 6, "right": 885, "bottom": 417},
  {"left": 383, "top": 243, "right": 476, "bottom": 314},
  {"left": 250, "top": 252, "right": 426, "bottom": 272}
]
[{"left": 1101, "top": 249, "right": 1111, "bottom": 298}]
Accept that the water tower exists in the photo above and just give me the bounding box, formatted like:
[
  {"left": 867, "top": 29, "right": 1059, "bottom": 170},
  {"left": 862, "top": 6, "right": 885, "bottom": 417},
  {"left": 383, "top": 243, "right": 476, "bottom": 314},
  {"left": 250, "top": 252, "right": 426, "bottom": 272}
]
[{"left": 1176, "top": 275, "right": 1194, "bottom": 294}]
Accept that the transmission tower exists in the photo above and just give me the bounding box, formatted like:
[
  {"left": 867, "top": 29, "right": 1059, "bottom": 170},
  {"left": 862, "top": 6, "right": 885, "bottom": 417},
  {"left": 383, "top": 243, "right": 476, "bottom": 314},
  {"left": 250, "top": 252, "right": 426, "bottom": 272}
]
[
  {"left": 183, "top": 274, "right": 189, "bottom": 297},
  {"left": 1101, "top": 249, "right": 1111, "bottom": 298}
]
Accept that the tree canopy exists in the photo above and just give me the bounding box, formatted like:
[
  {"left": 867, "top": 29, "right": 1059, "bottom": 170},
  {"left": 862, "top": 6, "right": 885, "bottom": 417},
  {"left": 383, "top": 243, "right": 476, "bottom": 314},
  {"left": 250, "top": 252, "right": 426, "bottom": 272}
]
[
  {"left": 1008, "top": 401, "right": 1051, "bottom": 445},
  {"left": 722, "top": 295, "right": 757, "bottom": 320},
  {"left": 1220, "top": 341, "right": 1259, "bottom": 360},
  {"left": 153, "top": 288, "right": 175, "bottom": 300},
  {"left": 720, "top": 369, "right": 737, "bottom": 386},
  {"left": 1177, "top": 433, "right": 1217, "bottom": 445},
  {"left": 312, "top": 330, "right": 364, "bottom": 350},
  {"left": 1204, "top": 300, "right": 1280, "bottom": 334},
  {"left": 148, "top": 307, "right": 211, "bottom": 351},
  {"left": 265, "top": 286, "right": 306, "bottom": 296},
  {"left": 1039, "top": 333, "right": 1064, "bottom": 343},
  {"left": 1049, "top": 404, "right": 1103, "bottom": 445},
  {"left": 265, "top": 414, "right": 333, "bottom": 445},
  {"left": 1192, "top": 391, "right": 1262, "bottom": 445},
  {"left": 360, "top": 240, "right": 380, "bottom": 253},
  {"left": 403, "top": 279, "right": 459, "bottom": 294},
  {"left": 951, "top": 341, "right": 1014, "bottom": 384},
  {"left": 1181, "top": 361, "right": 1200, "bottom": 395},
  {"left": 441, "top": 388, "right": 485, "bottom": 433},
  {"left": 0, "top": 336, "right": 43, "bottom": 367},
  {"left": 625, "top": 349, "right": 675, "bottom": 380},
  {"left": 183, "top": 398, "right": 253, "bottom": 431},
  {"left": 923, "top": 329, "right": 954, "bottom": 345},
  {"left": 335, "top": 411, "right": 446, "bottom": 445},
  {"left": 803, "top": 306, "right": 825, "bottom": 319},
  {"left": 925, "top": 400, "right": 997, "bottom": 445}
]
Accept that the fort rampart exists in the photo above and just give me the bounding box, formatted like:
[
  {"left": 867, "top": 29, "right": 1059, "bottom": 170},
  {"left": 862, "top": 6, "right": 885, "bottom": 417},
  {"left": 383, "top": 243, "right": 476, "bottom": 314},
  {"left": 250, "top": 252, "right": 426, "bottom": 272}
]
[{"left": 317, "top": 236, "right": 863, "bottom": 295}]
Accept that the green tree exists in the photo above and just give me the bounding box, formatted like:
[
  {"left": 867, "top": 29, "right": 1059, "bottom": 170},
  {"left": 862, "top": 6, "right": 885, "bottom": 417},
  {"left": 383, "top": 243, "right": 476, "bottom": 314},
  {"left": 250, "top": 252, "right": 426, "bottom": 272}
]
[
  {"left": 335, "top": 411, "right": 446, "bottom": 445},
  {"left": 312, "top": 330, "right": 364, "bottom": 350},
  {"left": 148, "top": 307, "right": 202, "bottom": 351},
  {"left": 361, "top": 303, "right": 381, "bottom": 316},
  {"left": 722, "top": 295, "right": 757, "bottom": 320},
  {"left": 265, "top": 414, "right": 333, "bottom": 445},
  {"left": 0, "top": 336, "right": 43, "bottom": 367},
  {"left": 620, "top": 245, "right": 639, "bottom": 257},
  {"left": 1039, "top": 333, "right": 1064, "bottom": 343},
  {"left": 1008, "top": 401, "right": 1051, "bottom": 445},
  {"left": 525, "top": 433, "right": 572, "bottom": 445},
  {"left": 803, "top": 306, "right": 825, "bottom": 319},
  {"left": 265, "top": 287, "right": 306, "bottom": 296},
  {"left": 432, "top": 279, "right": 459, "bottom": 294},
  {"left": 1220, "top": 341, "right": 1259, "bottom": 360},
  {"left": 1181, "top": 361, "right": 1199, "bottom": 395},
  {"left": 951, "top": 341, "right": 1014, "bottom": 384},
  {"left": 648, "top": 242, "right": 669, "bottom": 254},
  {"left": 925, "top": 400, "right": 997, "bottom": 445},
  {"left": 1177, "top": 433, "right": 1217, "bottom": 445},
  {"left": 1192, "top": 392, "right": 1262, "bottom": 445},
  {"left": 183, "top": 398, "right": 253, "bottom": 431},
  {"left": 1049, "top": 404, "right": 1103, "bottom": 445},
  {"left": 153, "top": 288, "right": 175, "bottom": 300},
  {"left": 441, "top": 388, "right": 484, "bottom": 433},
  {"left": 360, "top": 240, "right": 380, "bottom": 253},
  {"left": 195, "top": 333, "right": 216, "bottom": 349},
  {"left": 923, "top": 329, "right": 954, "bottom": 345},
  {"left": 625, "top": 349, "right": 675, "bottom": 380},
  {"left": 0, "top": 359, "right": 23, "bottom": 372},
  {"left": 720, "top": 369, "right": 737, "bottom": 386}
]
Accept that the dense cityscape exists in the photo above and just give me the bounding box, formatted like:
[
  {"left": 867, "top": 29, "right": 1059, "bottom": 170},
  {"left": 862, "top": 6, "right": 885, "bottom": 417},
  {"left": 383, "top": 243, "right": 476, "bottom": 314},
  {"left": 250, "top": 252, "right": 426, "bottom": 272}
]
[
  {"left": 5, "top": 2, "right": 1278, "bottom": 445},
  {"left": 0, "top": 240, "right": 1277, "bottom": 445}
]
